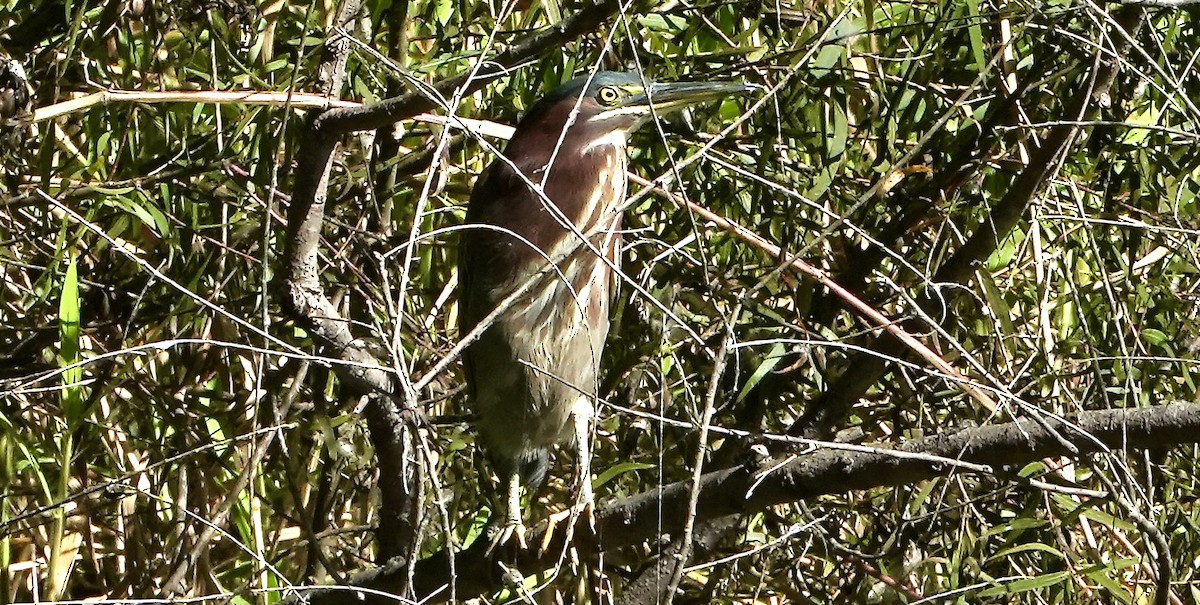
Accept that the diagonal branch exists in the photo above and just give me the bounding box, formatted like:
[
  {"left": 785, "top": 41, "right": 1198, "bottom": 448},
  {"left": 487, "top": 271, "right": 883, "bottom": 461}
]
[{"left": 789, "top": 6, "right": 1146, "bottom": 439}]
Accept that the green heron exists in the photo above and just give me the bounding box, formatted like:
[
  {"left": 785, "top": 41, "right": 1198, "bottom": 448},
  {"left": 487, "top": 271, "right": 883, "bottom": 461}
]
[{"left": 459, "top": 71, "right": 752, "bottom": 546}]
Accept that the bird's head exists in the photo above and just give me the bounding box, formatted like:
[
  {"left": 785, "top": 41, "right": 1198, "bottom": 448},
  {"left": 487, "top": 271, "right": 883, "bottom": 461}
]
[{"left": 520, "top": 71, "right": 754, "bottom": 152}]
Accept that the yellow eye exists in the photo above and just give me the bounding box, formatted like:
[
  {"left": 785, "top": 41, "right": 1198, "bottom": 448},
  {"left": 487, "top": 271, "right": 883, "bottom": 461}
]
[{"left": 597, "top": 86, "right": 620, "bottom": 106}]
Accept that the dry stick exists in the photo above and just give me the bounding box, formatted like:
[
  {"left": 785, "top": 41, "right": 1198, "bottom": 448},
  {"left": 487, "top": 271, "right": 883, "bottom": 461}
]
[
  {"left": 28, "top": 88, "right": 513, "bottom": 138},
  {"left": 317, "top": 0, "right": 427, "bottom": 569},
  {"left": 629, "top": 174, "right": 1000, "bottom": 412},
  {"left": 30, "top": 90, "right": 355, "bottom": 122}
]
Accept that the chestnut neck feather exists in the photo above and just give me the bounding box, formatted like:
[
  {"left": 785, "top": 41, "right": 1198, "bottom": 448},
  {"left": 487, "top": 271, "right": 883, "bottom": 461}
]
[{"left": 465, "top": 98, "right": 627, "bottom": 284}]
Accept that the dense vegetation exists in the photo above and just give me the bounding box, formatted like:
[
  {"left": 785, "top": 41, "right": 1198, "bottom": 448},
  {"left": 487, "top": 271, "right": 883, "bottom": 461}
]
[{"left": 3, "top": 0, "right": 1200, "bottom": 603}]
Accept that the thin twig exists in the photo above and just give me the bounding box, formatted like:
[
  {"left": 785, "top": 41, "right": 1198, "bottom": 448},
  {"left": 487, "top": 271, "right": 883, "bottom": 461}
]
[
  {"left": 663, "top": 320, "right": 734, "bottom": 604},
  {"left": 28, "top": 88, "right": 512, "bottom": 137}
]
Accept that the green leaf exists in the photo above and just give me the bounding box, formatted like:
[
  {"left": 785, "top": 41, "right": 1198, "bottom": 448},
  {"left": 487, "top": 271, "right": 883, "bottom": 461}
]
[
  {"left": 106, "top": 195, "right": 170, "bottom": 239},
  {"left": 963, "top": 0, "right": 987, "bottom": 72},
  {"left": 811, "top": 45, "right": 843, "bottom": 76},
  {"left": 985, "top": 229, "right": 1024, "bottom": 271},
  {"left": 58, "top": 256, "right": 84, "bottom": 428},
  {"left": 434, "top": 0, "right": 454, "bottom": 25},
  {"left": 1017, "top": 461, "right": 1046, "bottom": 478},
  {"left": 463, "top": 507, "right": 492, "bottom": 548},
  {"left": 592, "top": 462, "right": 656, "bottom": 490},
  {"left": 736, "top": 343, "right": 785, "bottom": 403},
  {"left": 639, "top": 14, "right": 685, "bottom": 32},
  {"left": 988, "top": 541, "right": 1065, "bottom": 562},
  {"left": 1141, "top": 328, "right": 1169, "bottom": 347},
  {"left": 976, "top": 571, "right": 1069, "bottom": 597},
  {"left": 977, "top": 269, "right": 1016, "bottom": 356},
  {"left": 828, "top": 104, "right": 848, "bottom": 158}
]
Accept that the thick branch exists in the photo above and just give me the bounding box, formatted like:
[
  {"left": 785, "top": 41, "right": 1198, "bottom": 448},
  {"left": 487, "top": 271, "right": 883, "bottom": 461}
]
[
  {"left": 295, "top": 401, "right": 1200, "bottom": 605},
  {"left": 279, "top": 0, "right": 431, "bottom": 565}
]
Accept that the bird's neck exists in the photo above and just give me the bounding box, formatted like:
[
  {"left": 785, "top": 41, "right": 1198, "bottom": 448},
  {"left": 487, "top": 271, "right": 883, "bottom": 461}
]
[{"left": 502, "top": 123, "right": 627, "bottom": 231}]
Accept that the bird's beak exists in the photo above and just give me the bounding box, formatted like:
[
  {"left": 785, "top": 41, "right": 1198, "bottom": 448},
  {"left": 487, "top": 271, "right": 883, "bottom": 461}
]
[{"left": 625, "top": 80, "right": 757, "bottom": 113}]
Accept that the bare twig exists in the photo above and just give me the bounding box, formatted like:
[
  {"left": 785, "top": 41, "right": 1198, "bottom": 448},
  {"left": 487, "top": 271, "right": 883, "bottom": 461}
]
[
  {"left": 663, "top": 321, "right": 734, "bottom": 605},
  {"left": 28, "top": 86, "right": 514, "bottom": 138},
  {"left": 630, "top": 174, "right": 1002, "bottom": 413}
]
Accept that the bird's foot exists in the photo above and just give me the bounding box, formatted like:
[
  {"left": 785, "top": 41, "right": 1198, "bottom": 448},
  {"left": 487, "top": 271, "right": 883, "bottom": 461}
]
[
  {"left": 539, "top": 497, "right": 596, "bottom": 554},
  {"left": 486, "top": 516, "right": 528, "bottom": 556},
  {"left": 486, "top": 470, "right": 527, "bottom": 557}
]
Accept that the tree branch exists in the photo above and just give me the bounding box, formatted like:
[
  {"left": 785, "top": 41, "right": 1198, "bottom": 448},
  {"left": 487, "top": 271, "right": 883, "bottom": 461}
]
[{"left": 294, "top": 401, "right": 1200, "bottom": 605}]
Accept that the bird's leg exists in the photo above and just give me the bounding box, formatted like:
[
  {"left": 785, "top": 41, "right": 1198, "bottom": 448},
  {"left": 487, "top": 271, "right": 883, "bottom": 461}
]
[
  {"left": 487, "top": 470, "right": 527, "bottom": 555},
  {"left": 539, "top": 400, "right": 596, "bottom": 555},
  {"left": 571, "top": 398, "right": 596, "bottom": 527}
]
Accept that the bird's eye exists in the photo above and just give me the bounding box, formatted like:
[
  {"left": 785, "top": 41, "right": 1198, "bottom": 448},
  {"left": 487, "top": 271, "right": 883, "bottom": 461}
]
[{"left": 597, "top": 86, "right": 620, "bottom": 106}]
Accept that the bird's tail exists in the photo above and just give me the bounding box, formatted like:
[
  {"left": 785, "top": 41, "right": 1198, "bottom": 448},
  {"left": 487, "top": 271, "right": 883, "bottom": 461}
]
[{"left": 519, "top": 449, "right": 550, "bottom": 488}]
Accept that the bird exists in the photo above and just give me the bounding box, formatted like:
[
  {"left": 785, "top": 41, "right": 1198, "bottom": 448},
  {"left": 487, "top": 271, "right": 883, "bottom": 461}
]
[{"left": 458, "top": 70, "right": 753, "bottom": 547}]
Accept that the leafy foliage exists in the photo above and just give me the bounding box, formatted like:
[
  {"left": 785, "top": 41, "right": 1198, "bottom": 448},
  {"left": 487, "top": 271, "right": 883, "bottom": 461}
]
[{"left": 3, "top": 0, "right": 1200, "bottom": 603}]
